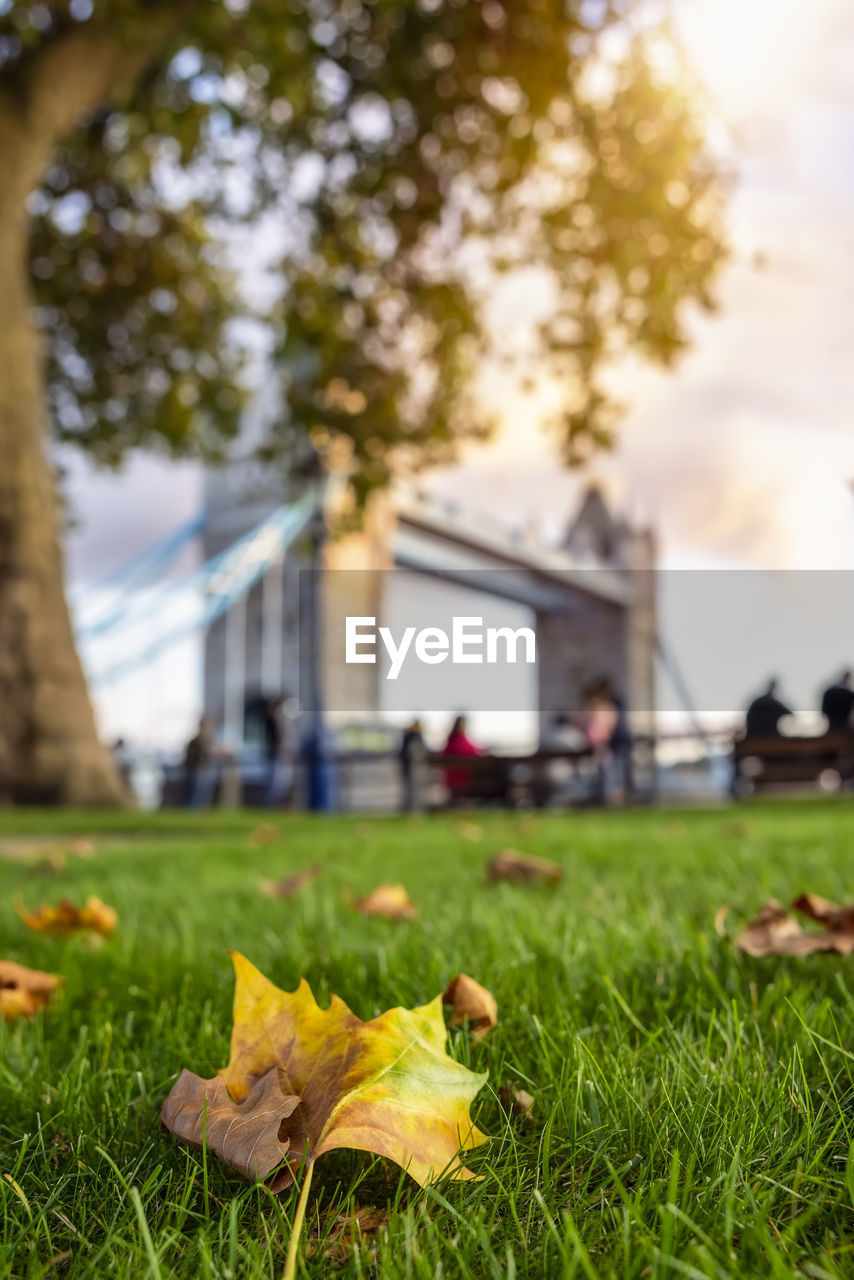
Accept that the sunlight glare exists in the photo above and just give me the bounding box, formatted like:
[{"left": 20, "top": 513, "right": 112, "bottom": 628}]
[{"left": 675, "top": 0, "right": 809, "bottom": 119}]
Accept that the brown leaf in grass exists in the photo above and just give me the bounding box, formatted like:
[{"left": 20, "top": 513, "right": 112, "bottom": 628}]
[
  {"left": 498, "top": 1084, "right": 535, "bottom": 1122},
  {"left": 791, "top": 893, "right": 854, "bottom": 936},
  {"left": 442, "top": 974, "right": 497, "bottom": 1040},
  {"left": 0, "top": 961, "right": 61, "bottom": 1020},
  {"left": 733, "top": 898, "right": 853, "bottom": 957},
  {"left": 259, "top": 864, "right": 322, "bottom": 899},
  {"left": 457, "top": 821, "right": 483, "bottom": 843},
  {"left": 249, "top": 823, "right": 279, "bottom": 848},
  {"left": 486, "top": 849, "right": 563, "bottom": 887},
  {"left": 16, "top": 895, "right": 118, "bottom": 937},
  {"left": 160, "top": 953, "right": 487, "bottom": 1192},
  {"left": 353, "top": 884, "right": 417, "bottom": 920}
]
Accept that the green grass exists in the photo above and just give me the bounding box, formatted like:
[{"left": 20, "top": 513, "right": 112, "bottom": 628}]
[{"left": 3, "top": 801, "right": 854, "bottom": 1278}]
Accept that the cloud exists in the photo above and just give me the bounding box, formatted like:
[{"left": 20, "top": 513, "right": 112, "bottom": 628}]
[{"left": 64, "top": 453, "right": 201, "bottom": 588}]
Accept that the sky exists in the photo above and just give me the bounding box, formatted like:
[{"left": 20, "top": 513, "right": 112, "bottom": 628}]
[
  {"left": 421, "top": 0, "right": 854, "bottom": 570},
  {"left": 64, "top": 0, "right": 854, "bottom": 744}
]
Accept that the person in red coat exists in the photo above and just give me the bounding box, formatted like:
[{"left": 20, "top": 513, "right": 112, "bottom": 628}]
[{"left": 443, "top": 714, "right": 482, "bottom": 797}]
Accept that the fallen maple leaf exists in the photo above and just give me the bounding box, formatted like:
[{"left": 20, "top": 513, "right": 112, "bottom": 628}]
[
  {"left": 259, "top": 863, "right": 322, "bottom": 899},
  {"left": 1, "top": 961, "right": 61, "bottom": 1020},
  {"left": 162, "top": 952, "right": 485, "bottom": 1188},
  {"left": 442, "top": 974, "right": 497, "bottom": 1040},
  {"left": 733, "top": 897, "right": 854, "bottom": 957},
  {"left": 353, "top": 883, "right": 417, "bottom": 920},
  {"left": 16, "top": 895, "right": 118, "bottom": 937},
  {"left": 486, "top": 849, "right": 563, "bottom": 887},
  {"left": 161, "top": 954, "right": 487, "bottom": 1280},
  {"left": 498, "top": 1084, "right": 535, "bottom": 1122}
]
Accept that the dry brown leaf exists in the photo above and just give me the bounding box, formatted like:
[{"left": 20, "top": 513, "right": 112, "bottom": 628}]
[
  {"left": 353, "top": 883, "right": 417, "bottom": 920},
  {"left": 442, "top": 973, "right": 497, "bottom": 1040},
  {"left": 486, "top": 849, "right": 563, "bottom": 887},
  {"left": 259, "top": 864, "right": 322, "bottom": 899},
  {"left": 733, "top": 898, "right": 853, "bottom": 957},
  {"left": 457, "top": 821, "right": 483, "bottom": 843},
  {"left": 498, "top": 1084, "right": 535, "bottom": 1122},
  {"left": 161, "top": 952, "right": 487, "bottom": 1193},
  {"left": 0, "top": 960, "right": 61, "bottom": 1020},
  {"left": 791, "top": 893, "right": 854, "bottom": 935},
  {"left": 249, "top": 823, "right": 279, "bottom": 848},
  {"left": 16, "top": 895, "right": 118, "bottom": 937}
]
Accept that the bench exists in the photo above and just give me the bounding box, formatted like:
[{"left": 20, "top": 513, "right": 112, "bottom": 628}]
[
  {"left": 427, "top": 746, "right": 594, "bottom": 808},
  {"left": 732, "top": 731, "right": 854, "bottom": 795}
]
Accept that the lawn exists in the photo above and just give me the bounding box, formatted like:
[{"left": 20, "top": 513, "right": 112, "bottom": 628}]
[{"left": 2, "top": 801, "right": 854, "bottom": 1279}]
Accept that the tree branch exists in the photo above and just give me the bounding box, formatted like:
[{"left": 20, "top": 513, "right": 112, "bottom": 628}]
[{"left": 1, "top": 10, "right": 192, "bottom": 206}]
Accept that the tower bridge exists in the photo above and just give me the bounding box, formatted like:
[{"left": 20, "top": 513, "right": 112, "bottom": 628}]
[{"left": 201, "top": 464, "right": 656, "bottom": 747}]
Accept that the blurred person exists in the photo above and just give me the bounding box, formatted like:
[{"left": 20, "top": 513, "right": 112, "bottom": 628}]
[
  {"left": 399, "top": 718, "right": 426, "bottom": 811},
  {"left": 263, "top": 696, "right": 292, "bottom": 806},
  {"left": 820, "top": 670, "right": 854, "bottom": 732},
  {"left": 183, "top": 717, "right": 216, "bottom": 808},
  {"left": 443, "top": 714, "right": 482, "bottom": 800},
  {"left": 579, "top": 679, "right": 619, "bottom": 755},
  {"left": 745, "top": 678, "right": 792, "bottom": 738},
  {"left": 606, "top": 684, "right": 633, "bottom": 804},
  {"left": 578, "top": 678, "right": 620, "bottom": 805},
  {"left": 299, "top": 720, "right": 338, "bottom": 812},
  {"left": 111, "top": 737, "right": 133, "bottom": 791}
]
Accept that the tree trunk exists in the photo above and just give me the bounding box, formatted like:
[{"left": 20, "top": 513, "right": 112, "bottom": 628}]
[{"left": 0, "top": 139, "right": 126, "bottom": 805}]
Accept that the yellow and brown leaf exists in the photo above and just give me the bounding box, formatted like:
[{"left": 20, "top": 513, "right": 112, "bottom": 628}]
[
  {"left": 1, "top": 960, "right": 61, "bottom": 1020},
  {"left": 16, "top": 895, "right": 117, "bottom": 937},
  {"left": 161, "top": 953, "right": 487, "bottom": 1191}
]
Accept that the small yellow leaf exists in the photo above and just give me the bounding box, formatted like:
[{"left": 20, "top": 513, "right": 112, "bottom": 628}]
[
  {"left": 353, "top": 884, "right": 417, "bottom": 920},
  {"left": 16, "top": 895, "right": 118, "bottom": 937},
  {"left": 0, "top": 961, "right": 61, "bottom": 1021}
]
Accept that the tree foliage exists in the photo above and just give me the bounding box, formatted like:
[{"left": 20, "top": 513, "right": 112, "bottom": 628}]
[{"left": 1, "top": 0, "right": 726, "bottom": 497}]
